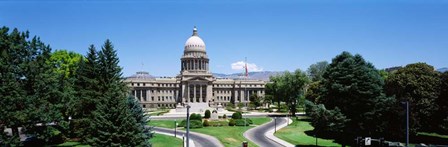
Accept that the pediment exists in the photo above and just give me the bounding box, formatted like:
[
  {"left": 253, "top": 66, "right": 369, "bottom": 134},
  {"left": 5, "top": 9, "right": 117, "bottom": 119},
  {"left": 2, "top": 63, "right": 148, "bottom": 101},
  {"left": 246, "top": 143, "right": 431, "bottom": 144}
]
[{"left": 184, "top": 76, "right": 212, "bottom": 82}]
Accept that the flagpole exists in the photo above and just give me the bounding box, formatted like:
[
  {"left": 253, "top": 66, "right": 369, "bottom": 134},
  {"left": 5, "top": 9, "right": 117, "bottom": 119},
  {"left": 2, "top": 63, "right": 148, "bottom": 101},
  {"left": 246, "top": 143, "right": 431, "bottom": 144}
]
[{"left": 245, "top": 57, "right": 247, "bottom": 106}]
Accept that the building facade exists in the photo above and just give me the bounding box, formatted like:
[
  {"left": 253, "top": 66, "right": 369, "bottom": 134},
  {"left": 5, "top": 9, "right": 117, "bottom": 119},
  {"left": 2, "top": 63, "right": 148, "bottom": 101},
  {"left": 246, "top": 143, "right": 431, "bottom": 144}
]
[{"left": 125, "top": 27, "right": 266, "bottom": 109}]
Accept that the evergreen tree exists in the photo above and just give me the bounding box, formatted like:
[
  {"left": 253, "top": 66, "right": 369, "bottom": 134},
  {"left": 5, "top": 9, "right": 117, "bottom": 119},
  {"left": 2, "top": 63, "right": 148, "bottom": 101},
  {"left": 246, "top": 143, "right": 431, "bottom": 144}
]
[
  {"left": 0, "top": 26, "right": 63, "bottom": 145},
  {"left": 46, "top": 50, "right": 83, "bottom": 138},
  {"left": 85, "top": 40, "right": 150, "bottom": 146},
  {"left": 319, "top": 51, "right": 390, "bottom": 141},
  {"left": 0, "top": 27, "right": 29, "bottom": 145},
  {"left": 73, "top": 45, "right": 101, "bottom": 138}
]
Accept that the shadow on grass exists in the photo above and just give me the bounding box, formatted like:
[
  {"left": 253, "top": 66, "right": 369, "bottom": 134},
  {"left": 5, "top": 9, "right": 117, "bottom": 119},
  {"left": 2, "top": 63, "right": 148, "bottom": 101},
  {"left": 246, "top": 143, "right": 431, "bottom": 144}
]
[{"left": 413, "top": 134, "right": 448, "bottom": 145}]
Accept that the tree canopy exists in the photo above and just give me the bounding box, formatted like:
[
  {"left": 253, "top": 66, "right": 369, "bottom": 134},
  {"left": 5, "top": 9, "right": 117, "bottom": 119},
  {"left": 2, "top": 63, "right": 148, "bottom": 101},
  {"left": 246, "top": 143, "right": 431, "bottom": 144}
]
[{"left": 385, "top": 63, "right": 441, "bottom": 134}]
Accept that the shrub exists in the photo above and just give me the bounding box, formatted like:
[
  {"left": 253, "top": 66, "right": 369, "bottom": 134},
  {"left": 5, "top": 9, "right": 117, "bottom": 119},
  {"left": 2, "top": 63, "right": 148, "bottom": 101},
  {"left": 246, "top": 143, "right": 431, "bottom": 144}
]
[
  {"left": 208, "top": 120, "right": 228, "bottom": 127},
  {"left": 232, "top": 112, "right": 242, "bottom": 119},
  {"left": 229, "top": 119, "right": 236, "bottom": 126},
  {"left": 204, "top": 110, "right": 211, "bottom": 119},
  {"left": 190, "top": 113, "right": 202, "bottom": 121},
  {"left": 235, "top": 119, "right": 250, "bottom": 126},
  {"left": 179, "top": 120, "right": 203, "bottom": 128},
  {"left": 203, "top": 120, "right": 210, "bottom": 127},
  {"left": 223, "top": 114, "right": 227, "bottom": 119}
]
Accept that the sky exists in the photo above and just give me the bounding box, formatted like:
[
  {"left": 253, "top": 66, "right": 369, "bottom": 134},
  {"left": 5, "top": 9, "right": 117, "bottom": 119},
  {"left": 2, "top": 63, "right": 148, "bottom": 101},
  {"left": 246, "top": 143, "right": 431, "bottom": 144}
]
[{"left": 1, "top": 0, "right": 447, "bottom": 77}]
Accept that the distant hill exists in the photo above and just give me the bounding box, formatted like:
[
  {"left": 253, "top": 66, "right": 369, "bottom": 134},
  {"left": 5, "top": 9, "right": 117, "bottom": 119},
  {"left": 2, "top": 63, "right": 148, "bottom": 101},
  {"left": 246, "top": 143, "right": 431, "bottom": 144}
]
[
  {"left": 438, "top": 67, "right": 448, "bottom": 73},
  {"left": 213, "top": 71, "right": 283, "bottom": 81}
]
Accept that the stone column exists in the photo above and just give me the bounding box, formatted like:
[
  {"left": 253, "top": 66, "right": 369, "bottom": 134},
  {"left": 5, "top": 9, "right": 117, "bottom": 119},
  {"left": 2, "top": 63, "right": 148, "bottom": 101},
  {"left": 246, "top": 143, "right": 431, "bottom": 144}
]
[
  {"left": 200, "top": 85, "right": 202, "bottom": 101},
  {"left": 182, "top": 84, "right": 186, "bottom": 103},
  {"left": 146, "top": 90, "right": 150, "bottom": 102},
  {"left": 207, "top": 84, "right": 212, "bottom": 105},
  {"left": 193, "top": 84, "right": 196, "bottom": 103},
  {"left": 187, "top": 84, "right": 190, "bottom": 103}
]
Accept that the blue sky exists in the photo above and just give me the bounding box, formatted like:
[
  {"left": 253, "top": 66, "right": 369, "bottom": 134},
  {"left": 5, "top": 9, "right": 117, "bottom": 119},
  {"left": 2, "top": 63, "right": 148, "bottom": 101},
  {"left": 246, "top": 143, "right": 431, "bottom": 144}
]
[{"left": 1, "top": 0, "right": 447, "bottom": 76}]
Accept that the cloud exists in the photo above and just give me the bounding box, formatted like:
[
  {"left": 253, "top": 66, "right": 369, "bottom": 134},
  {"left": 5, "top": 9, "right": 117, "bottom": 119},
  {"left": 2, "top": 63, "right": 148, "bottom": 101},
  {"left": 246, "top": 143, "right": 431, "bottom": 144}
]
[{"left": 231, "top": 61, "right": 263, "bottom": 72}]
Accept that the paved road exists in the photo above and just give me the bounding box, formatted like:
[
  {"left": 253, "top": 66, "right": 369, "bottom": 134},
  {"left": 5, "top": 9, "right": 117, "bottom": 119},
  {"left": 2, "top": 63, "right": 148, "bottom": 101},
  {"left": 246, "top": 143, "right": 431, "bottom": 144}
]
[
  {"left": 244, "top": 117, "right": 288, "bottom": 147},
  {"left": 153, "top": 127, "right": 223, "bottom": 147}
]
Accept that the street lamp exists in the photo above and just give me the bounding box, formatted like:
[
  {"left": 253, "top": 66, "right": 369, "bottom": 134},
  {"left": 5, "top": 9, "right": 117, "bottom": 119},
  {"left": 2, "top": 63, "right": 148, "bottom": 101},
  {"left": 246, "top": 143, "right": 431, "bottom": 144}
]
[
  {"left": 174, "top": 119, "right": 177, "bottom": 137},
  {"left": 244, "top": 113, "right": 247, "bottom": 127},
  {"left": 274, "top": 117, "right": 277, "bottom": 133},
  {"left": 182, "top": 135, "right": 185, "bottom": 147},
  {"left": 401, "top": 101, "right": 409, "bottom": 147},
  {"left": 186, "top": 105, "right": 191, "bottom": 147}
]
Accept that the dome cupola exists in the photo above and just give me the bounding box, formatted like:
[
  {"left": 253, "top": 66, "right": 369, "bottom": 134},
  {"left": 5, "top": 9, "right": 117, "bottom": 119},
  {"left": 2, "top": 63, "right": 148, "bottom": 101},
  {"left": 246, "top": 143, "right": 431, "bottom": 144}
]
[{"left": 184, "top": 26, "right": 206, "bottom": 52}]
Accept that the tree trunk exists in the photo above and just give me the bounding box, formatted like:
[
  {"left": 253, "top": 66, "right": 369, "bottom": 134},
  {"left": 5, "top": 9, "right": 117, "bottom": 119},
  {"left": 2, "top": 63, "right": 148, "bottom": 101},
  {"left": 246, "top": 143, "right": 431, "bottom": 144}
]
[{"left": 11, "top": 125, "right": 19, "bottom": 137}]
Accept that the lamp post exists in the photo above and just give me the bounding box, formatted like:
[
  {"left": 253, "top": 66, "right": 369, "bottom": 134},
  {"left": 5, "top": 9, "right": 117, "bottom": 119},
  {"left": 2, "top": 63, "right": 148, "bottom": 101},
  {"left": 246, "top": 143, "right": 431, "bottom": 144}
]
[
  {"left": 174, "top": 119, "right": 177, "bottom": 137},
  {"left": 244, "top": 113, "right": 247, "bottom": 127},
  {"left": 405, "top": 101, "right": 409, "bottom": 147},
  {"left": 400, "top": 101, "right": 409, "bottom": 147},
  {"left": 274, "top": 117, "right": 277, "bottom": 133},
  {"left": 186, "top": 105, "right": 191, "bottom": 147}
]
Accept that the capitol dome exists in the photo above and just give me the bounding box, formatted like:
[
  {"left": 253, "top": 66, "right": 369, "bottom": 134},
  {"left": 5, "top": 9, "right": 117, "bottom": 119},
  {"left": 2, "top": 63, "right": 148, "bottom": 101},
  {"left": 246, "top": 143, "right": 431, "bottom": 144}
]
[{"left": 184, "top": 27, "right": 206, "bottom": 52}]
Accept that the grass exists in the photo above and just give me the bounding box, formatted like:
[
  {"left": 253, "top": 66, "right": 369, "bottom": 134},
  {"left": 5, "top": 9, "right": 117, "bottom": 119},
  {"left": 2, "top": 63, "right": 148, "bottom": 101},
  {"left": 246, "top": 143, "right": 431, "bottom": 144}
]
[
  {"left": 147, "top": 109, "right": 170, "bottom": 116},
  {"left": 274, "top": 116, "right": 341, "bottom": 146},
  {"left": 151, "top": 133, "right": 183, "bottom": 147},
  {"left": 148, "top": 120, "right": 177, "bottom": 129},
  {"left": 56, "top": 141, "right": 90, "bottom": 147},
  {"left": 188, "top": 117, "right": 271, "bottom": 147},
  {"left": 417, "top": 132, "right": 448, "bottom": 139}
]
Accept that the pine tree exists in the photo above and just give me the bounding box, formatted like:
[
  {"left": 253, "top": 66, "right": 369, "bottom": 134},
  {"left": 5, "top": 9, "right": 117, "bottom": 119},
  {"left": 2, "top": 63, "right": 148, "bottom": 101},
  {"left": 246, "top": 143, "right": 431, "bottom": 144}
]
[
  {"left": 73, "top": 45, "right": 101, "bottom": 138},
  {"left": 85, "top": 40, "right": 150, "bottom": 146}
]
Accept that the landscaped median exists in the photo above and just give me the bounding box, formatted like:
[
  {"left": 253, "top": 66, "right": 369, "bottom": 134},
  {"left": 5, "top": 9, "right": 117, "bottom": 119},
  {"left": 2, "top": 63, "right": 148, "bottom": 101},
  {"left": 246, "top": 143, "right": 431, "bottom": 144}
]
[
  {"left": 274, "top": 116, "right": 341, "bottom": 146},
  {"left": 148, "top": 116, "right": 271, "bottom": 147}
]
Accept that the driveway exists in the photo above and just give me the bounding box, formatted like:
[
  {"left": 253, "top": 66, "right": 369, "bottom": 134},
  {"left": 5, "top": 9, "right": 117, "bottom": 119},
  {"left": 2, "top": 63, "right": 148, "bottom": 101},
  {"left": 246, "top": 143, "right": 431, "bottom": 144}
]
[
  {"left": 153, "top": 127, "right": 224, "bottom": 147},
  {"left": 244, "top": 117, "right": 290, "bottom": 147}
]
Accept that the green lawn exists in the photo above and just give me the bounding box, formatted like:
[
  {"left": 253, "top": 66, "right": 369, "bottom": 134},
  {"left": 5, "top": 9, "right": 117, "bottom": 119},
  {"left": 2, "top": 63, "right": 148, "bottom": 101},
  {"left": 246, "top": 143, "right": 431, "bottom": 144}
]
[
  {"left": 147, "top": 109, "right": 170, "bottom": 116},
  {"left": 56, "top": 141, "right": 90, "bottom": 147},
  {"left": 189, "top": 117, "right": 271, "bottom": 147},
  {"left": 275, "top": 117, "right": 341, "bottom": 146},
  {"left": 417, "top": 132, "right": 448, "bottom": 139},
  {"left": 151, "top": 133, "right": 183, "bottom": 147},
  {"left": 148, "top": 120, "right": 177, "bottom": 129}
]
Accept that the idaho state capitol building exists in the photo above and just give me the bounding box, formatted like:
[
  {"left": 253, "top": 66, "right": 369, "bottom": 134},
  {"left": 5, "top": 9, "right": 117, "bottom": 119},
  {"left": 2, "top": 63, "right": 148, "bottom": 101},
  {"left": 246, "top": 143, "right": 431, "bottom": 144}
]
[{"left": 124, "top": 27, "right": 266, "bottom": 110}]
